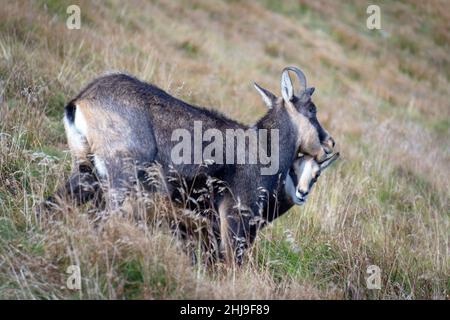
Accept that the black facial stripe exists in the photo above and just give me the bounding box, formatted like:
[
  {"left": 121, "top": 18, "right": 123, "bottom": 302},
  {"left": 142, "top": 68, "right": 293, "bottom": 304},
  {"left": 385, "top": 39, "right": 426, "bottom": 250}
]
[
  {"left": 297, "top": 102, "right": 310, "bottom": 116},
  {"left": 289, "top": 169, "right": 298, "bottom": 186},
  {"left": 308, "top": 178, "right": 316, "bottom": 190},
  {"left": 294, "top": 99, "right": 328, "bottom": 144},
  {"left": 309, "top": 116, "right": 328, "bottom": 142}
]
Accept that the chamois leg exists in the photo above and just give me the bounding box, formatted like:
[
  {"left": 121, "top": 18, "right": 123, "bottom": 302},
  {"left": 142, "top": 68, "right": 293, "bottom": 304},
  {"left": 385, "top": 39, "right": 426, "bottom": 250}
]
[
  {"left": 91, "top": 155, "right": 136, "bottom": 211},
  {"left": 63, "top": 163, "right": 102, "bottom": 205},
  {"left": 229, "top": 211, "right": 259, "bottom": 265},
  {"left": 219, "top": 199, "right": 259, "bottom": 265},
  {"left": 41, "top": 162, "right": 102, "bottom": 213},
  {"left": 94, "top": 152, "right": 159, "bottom": 213}
]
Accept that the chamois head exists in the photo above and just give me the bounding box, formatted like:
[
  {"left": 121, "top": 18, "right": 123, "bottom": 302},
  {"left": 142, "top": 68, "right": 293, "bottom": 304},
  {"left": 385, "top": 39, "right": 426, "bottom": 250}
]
[
  {"left": 286, "top": 152, "right": 339, "bottom": 205},
  {"left": 254, "top": 67, "right": 335, "bottom": 162}
]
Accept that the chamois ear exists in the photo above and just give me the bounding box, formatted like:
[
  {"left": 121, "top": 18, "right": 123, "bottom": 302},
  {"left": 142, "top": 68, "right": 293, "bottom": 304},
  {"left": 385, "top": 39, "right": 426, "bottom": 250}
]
[
  {"left": 253, "top": 82, "right": 277, "bottom": 109},
  {"left": 306, "top": 87, "right": 315, "bottom": 96},
  {"left": 281, "top": 69, "right": 294, "bottom": 103},
  {"left": 319, "top": 152, "right": 340, "bottom": 171}
]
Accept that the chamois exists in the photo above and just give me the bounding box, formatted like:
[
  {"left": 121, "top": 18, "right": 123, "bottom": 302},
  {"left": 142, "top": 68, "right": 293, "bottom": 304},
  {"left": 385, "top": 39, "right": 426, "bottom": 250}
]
[{"left": 50, "top": 67, "right": 335, "bottom": 264}]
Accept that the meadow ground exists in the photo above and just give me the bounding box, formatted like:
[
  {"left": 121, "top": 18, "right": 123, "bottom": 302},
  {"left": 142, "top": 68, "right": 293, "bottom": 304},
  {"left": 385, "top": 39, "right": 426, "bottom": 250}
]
[{"left": 0, "top": 0, "right": 448, "bottom": 299}]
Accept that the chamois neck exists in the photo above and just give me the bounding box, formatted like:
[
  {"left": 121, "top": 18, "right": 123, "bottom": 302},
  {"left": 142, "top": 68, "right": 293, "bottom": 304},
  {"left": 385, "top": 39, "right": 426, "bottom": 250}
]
[
  {"left": 255, "top": 107, "right": 278, "bottom": 130},
  {"left": 256, "top": 107, "right": 298, "bottom": 164},
  {"left": 255, "top": 106, "right": 299, "bottom": 221}
]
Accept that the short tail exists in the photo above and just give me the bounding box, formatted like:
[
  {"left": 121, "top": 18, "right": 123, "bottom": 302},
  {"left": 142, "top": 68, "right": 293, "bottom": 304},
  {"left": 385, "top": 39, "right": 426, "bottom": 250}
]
[{"left": 64, "top": 99, "right": 77, "bottom": 123}]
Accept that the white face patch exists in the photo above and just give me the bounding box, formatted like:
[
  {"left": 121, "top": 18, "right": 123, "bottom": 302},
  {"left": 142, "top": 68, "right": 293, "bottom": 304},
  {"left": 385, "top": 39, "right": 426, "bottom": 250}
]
[
  {"left": 287, "top": 153, "right": 338, "bottom": 206},
  {"left": 289, "top": 156, "right": 320, "bottom": 204},
  {"left": 285, "top": 169, "right": 304, "bottom": 205},
  {"left": 299, "top": 160, "right": 315, "bottom": 193}
]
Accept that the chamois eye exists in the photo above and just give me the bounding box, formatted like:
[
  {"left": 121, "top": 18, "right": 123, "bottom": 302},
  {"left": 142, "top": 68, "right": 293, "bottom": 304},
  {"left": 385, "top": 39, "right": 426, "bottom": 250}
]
[
  {"left": 309, "top": 105, "right": 316, "bottom": 114},
  {"left": 312, "top": 171, "right": 320, "bottom": 181}
]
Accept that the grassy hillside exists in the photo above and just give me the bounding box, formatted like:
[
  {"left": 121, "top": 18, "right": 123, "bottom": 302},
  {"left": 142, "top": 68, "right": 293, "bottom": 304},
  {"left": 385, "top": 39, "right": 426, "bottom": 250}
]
[{"left": 0, "top": 0, "right": 448, "bottom": 299}]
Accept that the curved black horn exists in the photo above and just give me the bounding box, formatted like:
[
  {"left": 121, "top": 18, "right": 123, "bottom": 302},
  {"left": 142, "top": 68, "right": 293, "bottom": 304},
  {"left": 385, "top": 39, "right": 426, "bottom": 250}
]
[{"left": 282, "top": 66, "right": 307, "bottom": 95}]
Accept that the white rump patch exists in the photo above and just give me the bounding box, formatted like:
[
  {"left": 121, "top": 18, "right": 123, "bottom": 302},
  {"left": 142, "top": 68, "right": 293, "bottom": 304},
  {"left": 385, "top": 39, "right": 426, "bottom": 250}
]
[
  {"left": 93, "top": 155, "right": 108, "bottom": 178},
  {"left": 74, "top": 107, "right": 88, "bottom": 137},
  {"left": 64, "top": 108, "right": 88, "bottom": 154}
]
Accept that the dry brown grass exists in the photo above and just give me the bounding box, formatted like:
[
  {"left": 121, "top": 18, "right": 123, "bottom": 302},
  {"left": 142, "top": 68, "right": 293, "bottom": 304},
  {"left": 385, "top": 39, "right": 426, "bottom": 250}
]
[{"left": 0, "top": 0, "right": 448, "bottom": 299}]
